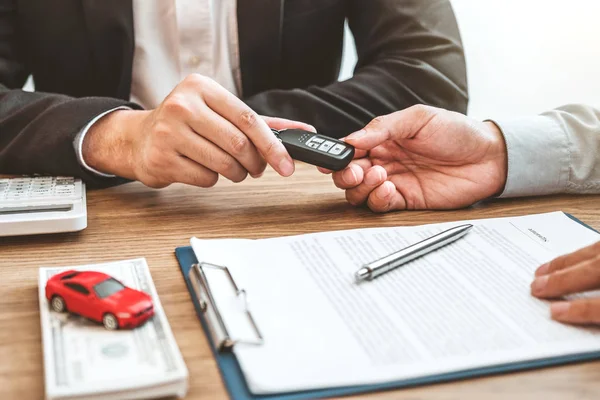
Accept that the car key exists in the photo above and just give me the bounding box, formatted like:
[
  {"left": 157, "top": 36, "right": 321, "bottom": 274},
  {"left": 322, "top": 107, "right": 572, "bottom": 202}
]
[{"left": 272, "top": 129, "right": 355, "bottom": 171}]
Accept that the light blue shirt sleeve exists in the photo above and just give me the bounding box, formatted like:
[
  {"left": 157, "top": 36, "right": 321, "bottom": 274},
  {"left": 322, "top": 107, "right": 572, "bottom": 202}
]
[
  {"left": 73, "top": 107, "right": 131, "bottom": 178},
  {"left": 491, "top": 104, "right": 600, "bottom": 197}
]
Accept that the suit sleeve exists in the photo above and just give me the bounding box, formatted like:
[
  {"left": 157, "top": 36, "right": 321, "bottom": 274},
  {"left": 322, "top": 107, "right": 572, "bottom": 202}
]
[
  {"left": 245, "top": 0, "right": 468, "bottom": 138},
  {"left": 0, "top": 1, "right": 137, "bottom": 188},
  {"left": 493, "top": 104, "right": 600, "bottom": 197}
]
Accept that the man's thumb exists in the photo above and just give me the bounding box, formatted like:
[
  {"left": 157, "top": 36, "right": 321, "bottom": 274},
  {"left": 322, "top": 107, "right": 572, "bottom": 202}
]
[
  {"left": 344, "top": 105, "right": 436, "bottom": 150},
  {"left": 344, "top": 119, "right": 391, "bottom": 150}
]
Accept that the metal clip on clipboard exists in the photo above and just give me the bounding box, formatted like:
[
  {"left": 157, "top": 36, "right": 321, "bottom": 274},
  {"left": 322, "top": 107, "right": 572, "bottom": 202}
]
[{"left": 188, "top": 263, "right": 264, "bottom": 351}]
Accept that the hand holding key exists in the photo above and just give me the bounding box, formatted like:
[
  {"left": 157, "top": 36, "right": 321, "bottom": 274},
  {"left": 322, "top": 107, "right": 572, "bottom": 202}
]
[
  {"left": 82, "top": 74, "right": 315, "bottom": 188},
  {"left": 319, "top": 105, "right": 508, "bottom": 212}
]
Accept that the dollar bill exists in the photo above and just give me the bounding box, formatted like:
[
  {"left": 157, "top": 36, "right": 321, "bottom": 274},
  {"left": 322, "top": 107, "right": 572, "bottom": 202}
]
[{"left": 38, "top": 258, "right": 188, "bottom": 400}]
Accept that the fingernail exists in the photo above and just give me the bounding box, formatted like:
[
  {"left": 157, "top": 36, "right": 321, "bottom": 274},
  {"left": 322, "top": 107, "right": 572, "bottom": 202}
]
[
  {"left": 365, "top": 169, "right": 382, "bottom": 186},
  {"left": 374, "top": 185, "right": 390, "bottom": 200},
  {"left": 251, "top": 172, "right": 264, "bottom": 179},
  {"left": 342, "top": 167, "right": 357, "bottom": 184},
  {"left": 551, "top": 302, "right": 570, "bottom": 317},
  {"left": 535, "top": 263, "right": 550, "bottom": 276},
  {"left": 346, "top": 130, "right": 366, "bottom": 141},
  {"left": 278, "top": 158, "right": 295, "bottom": 177},
  {"left": 307, "top": 125, "right": 317, "bottom": 133},
  {"left": 530, "top": 275, "right": 548, "bottom": 294}
]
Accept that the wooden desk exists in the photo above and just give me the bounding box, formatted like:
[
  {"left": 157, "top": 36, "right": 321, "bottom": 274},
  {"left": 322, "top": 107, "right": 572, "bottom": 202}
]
[{"left": 2, "top": 164, "right": 600, "bottom": 400}]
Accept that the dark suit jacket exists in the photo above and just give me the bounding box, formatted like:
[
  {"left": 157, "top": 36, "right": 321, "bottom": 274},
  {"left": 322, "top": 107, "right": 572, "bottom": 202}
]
[{"left": 0, "top": 0, "right": 468, "bottom": 187}]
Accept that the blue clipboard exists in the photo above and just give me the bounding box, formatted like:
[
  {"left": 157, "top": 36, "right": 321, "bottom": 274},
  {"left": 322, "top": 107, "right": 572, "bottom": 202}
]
[{"left": 174, "top": 213, "right": 600, "bottom": 400}]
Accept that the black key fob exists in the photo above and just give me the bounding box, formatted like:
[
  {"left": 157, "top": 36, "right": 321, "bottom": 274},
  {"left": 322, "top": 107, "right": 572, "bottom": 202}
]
[{"left": 272, "top": 129, "right": 355, "bottom": 171}]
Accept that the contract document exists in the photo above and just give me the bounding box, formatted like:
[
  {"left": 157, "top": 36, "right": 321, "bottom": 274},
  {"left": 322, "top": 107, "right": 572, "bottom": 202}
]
[{"left": 189, "top": 212, "right": 600, "bottom": 395}]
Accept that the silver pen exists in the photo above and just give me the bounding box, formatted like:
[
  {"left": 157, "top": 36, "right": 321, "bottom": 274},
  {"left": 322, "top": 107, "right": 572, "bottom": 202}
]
[{"left": 354, "top": 224, "right": 473, "bottom": 282}]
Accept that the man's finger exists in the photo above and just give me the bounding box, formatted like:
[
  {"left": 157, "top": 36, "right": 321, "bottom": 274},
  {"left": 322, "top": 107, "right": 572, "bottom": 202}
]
[
  {"left": 331, "top": 163, "right": 364, "bottom": 190},
  {"left": 366, "top": 181, "right": 407, "bottom": 213},
  {"left": 345, "top": 165, "right": 387, "bottom": 206},
  {"left": 531, "top": 255, "right": 600, "bottom": 298},
  {"left": 353, "top": 148, "right": 369, "bottom": 159},
  {"left": 262, "top": 116, "right": 316, "bottom": 132},
  {"left": 177, "top": 128, "right": 249, "bottom": 183},
  {"left": 535, "top": 241, "right": 600, "bottom": 277},
  {"left": 184, "top": 105, "right": 266, "bottom": 178},
  {"left": 344, "top": 105, "right": 440, "bottom": 150},
  {"left": 200, "top": 79, "right": 295, "bottom": 177},
  {"left": 550, "top": 298, "right": 600, "bottom": 325},
  {"left": 331, "top": 159, "right": 373, "bottom": 189},
  {"left": 317, "top": 149, "right": 369, "bottom": 174},
  {"left": 169, "top": 156, "right": 220, "bottom": 188}
]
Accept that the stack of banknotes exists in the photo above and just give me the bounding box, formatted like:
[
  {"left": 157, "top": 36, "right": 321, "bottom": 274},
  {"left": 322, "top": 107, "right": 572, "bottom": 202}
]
[{"left": 38, "top": 258, "right": 188, "bottom": 400}]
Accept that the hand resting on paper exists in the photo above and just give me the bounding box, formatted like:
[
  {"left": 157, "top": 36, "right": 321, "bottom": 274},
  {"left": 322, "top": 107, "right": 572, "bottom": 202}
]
[{"left": 531, "top": 241, "right": 600, "bottom": 325}]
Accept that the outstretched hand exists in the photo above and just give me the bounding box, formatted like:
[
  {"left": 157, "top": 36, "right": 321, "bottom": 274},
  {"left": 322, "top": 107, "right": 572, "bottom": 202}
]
[{"left": 321, "top": 105, "right": 508, "bottom": 212}]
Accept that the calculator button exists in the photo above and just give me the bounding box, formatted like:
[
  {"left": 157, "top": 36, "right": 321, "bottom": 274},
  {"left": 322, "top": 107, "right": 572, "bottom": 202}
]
[
  {"left": 318, "top": 141, "right": 335, "bottom": 152},
  {"left": 0, "top": 176, "right": 81, "bottom": 206},
  {"left": 329, "top": 144, "right": 347, "bottom": 155}
]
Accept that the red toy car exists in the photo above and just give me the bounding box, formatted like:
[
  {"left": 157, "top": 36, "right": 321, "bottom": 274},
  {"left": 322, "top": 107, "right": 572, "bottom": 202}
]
[{"left": 45, "top": 270, "right": 154, "bottom": 330}]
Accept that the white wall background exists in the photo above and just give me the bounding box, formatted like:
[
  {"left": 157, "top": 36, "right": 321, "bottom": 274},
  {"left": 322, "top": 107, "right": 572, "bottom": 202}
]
[
  {"left": 340, "top": 0, "right": 600, "bottom": 119},
  {"left": 452, "top": 0, "right": 600, "bottom": 119},
  {"left": 25, "top": 0, "right": 600, "bottom": 121}
]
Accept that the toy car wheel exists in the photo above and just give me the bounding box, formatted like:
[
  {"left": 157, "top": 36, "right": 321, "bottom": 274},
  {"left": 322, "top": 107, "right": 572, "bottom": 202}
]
[
  {"left": 51, "top": 295, "right": 67, "bottom": 313},
  {"left": 102, "top": 313, "right": 119, "bottom": 330}
]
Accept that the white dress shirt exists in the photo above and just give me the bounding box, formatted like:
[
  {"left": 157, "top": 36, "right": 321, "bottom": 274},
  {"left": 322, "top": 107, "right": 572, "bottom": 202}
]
[
  {"left": 130, "top": 0, "right": 240, "bottom": 109},
  {"left": 75, "top": 0, "right": 240, "bottom": 176},
  {"left": 494, "top": 104, "right": 600, "bottom": 197}
]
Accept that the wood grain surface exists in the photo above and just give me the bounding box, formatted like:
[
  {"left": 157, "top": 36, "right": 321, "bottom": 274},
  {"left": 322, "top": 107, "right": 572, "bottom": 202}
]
[{"left": 1, "top": 163, "right": 600, "bottom": 400}]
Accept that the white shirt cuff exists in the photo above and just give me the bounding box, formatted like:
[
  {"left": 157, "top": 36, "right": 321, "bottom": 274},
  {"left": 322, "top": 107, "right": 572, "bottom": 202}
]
[
  {"left": 73, "top": 107, "right": 131, "bottom": 178},
  {"left": 490, "top": 115, "right": 570, "bottom": 198}
]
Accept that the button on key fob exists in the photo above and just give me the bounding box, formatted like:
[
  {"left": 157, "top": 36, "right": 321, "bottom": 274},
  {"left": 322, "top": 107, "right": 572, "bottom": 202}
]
[{"left": 272, "top": 129, "right": 355, "bottom": 171}]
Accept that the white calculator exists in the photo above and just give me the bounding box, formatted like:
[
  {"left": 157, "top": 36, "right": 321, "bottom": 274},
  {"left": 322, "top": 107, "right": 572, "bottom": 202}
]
[{"left": 0, "top": 177, "right": 87, "bottom": 237}]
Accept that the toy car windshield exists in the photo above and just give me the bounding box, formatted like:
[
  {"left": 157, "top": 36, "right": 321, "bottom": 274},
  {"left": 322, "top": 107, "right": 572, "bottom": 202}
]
[{"left": 93, "top": 278, "right": 126, "bottom": 299}]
